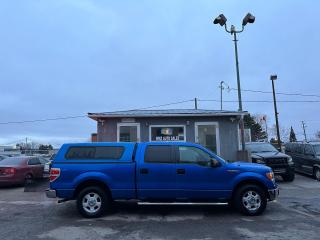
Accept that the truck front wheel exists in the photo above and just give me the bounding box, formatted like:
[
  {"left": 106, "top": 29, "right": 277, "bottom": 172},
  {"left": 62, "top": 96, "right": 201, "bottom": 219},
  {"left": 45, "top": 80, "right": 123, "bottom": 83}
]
[
  {"left": 77, "top": 186, "right": 110, "bottom": 218},
  {"left": 233, "top": 184, "right": 267, "bottom": 216}
]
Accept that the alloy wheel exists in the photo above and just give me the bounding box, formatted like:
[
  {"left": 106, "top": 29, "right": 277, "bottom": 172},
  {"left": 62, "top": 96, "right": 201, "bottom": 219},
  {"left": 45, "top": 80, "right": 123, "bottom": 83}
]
[
  {"left": 242, "top": 190, "right": 261, "bottom": 212},
  {"left": 82, "top": 192, "right": 102, "bottom": 214}
]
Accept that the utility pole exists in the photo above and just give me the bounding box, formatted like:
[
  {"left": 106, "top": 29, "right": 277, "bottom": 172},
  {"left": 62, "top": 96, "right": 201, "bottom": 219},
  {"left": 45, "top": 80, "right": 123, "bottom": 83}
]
[
  {"left": 232, "top": 30, "right": 246, "bottom": 152},
  {"left": 270, "top": 75, "right": 281, "bottom": 150},
  {"left": 194, "top": 98, "right": 198, "bottom": 110},
  {"left": 219, "top": 81, "right": 224, "bottom": 110},
  {"left": 302, "top": 121, "right": 307, "bottom": 142}
]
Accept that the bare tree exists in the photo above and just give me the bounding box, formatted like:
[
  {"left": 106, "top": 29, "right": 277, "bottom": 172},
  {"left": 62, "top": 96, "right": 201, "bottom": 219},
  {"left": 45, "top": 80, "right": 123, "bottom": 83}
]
[{"left": 270, "top": 124, "right": 290, "bottom": 143}]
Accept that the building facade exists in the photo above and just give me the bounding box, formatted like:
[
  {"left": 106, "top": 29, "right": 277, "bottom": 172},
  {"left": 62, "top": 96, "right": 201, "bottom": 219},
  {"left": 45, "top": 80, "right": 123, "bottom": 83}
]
[{"left": 88, "top": 109, "right": 246, "bottom": 162}]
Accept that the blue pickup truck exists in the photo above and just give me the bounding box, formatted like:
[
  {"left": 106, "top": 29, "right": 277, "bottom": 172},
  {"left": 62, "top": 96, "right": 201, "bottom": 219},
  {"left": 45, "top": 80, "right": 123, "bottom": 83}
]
[{"left": 46, "top": 142, "right": 279, "bottom": 218}]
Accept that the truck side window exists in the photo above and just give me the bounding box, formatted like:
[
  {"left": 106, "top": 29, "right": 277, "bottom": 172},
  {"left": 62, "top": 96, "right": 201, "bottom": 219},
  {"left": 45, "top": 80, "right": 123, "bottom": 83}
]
[
  {"left": 144, "top": 145, "right": 173, "bottom": 163},
  {"left": 95, "top": 147, "right": 124, "bottom": 159},
  {"left": 178, "top": 146, "right": 211, "bottom": 164},
  {"left": 65, "top": 146, "right": 124, "bottom": 160}
]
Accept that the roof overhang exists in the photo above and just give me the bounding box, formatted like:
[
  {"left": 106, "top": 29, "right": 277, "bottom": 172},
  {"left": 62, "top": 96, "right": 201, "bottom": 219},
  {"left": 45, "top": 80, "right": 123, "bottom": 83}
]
[{"left": 87, "top": 111, "right": 248, "bottom": 121}]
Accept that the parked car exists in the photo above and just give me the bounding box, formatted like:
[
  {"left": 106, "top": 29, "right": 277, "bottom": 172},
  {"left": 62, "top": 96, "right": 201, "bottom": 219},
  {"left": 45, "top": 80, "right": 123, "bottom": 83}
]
[
  {"left": 46, "top": 142, "right": 279, "bottom": 218},
  {"left": 246, "top": 142, "right": 295, "bottom": 182},
  {"left": 0, "top": 155, "right": 8, "bottom": 161},
  {"left": 0, "top": 156, "right": 45, "bottom": 186},
  {"left": 285, "top": 142, "right": 320, "bottom": 181},
  {"left": 0, "top": 153, "right": 20, "bottom": 159}
]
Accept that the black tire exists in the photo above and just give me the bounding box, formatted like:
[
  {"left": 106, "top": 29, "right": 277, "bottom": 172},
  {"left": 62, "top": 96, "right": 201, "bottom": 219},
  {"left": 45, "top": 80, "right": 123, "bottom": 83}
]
[
  {"left": 24, "top": 173, "right": 33, "bottom": 185},
  {"left": 282, "top": 172, "right": 295, "bottom": 182},
  {"left": 77, "top": 186, "right": 110, "bottom": 218},
  {"left": 233, "top": 184, "right": 267, "bottom": 216},
  {"left": 313, "top": 167, "right": 320, "bottom": 181}
]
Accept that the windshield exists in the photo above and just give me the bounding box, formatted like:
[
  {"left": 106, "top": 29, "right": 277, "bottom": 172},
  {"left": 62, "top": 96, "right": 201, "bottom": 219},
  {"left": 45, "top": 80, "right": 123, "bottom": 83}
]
[
  {"left": 246, "top": 143, "right": 278, "bottom": 153},
  {"left": 0, "top": 157, "right": 26, "bottom": 165},
  {"left": 313, "top": 145, "right": 320, "bottom": 155}
]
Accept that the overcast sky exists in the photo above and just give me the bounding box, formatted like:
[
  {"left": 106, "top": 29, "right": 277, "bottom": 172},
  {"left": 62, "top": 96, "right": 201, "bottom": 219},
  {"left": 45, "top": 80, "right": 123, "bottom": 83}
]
[{"left": 0, "top": 0, "right": 319, "bottom": 146}]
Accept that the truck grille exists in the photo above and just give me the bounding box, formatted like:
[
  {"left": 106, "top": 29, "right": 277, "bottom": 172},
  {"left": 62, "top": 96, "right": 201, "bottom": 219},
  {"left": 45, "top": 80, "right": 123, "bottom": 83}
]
[{"left": 266, "top": 158, "right": 287, "bottom": 165}]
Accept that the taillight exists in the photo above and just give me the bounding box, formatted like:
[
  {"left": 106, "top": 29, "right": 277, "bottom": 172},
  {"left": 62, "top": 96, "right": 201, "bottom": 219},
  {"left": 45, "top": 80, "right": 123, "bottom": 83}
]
[
  {"left": 3, "top": 168, "right": 16, "bottom": 175},
  {"left": 49, "top": 168, "right": 60, "bottom": 182}
]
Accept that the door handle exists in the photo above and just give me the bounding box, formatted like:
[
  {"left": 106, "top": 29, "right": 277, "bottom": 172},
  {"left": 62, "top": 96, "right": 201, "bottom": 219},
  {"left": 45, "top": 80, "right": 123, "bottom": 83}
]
[
  {"left": 140, "top": 168, "right": 149, "bottom": 174},
  {"left": 176, "top": 169, "right": 185, "bottom": 174}
]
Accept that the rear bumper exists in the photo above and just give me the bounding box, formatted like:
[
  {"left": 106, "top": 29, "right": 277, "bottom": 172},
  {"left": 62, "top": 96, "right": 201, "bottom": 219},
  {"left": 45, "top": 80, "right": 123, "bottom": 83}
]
[
  {"left": 268, "top": 187, "right": 279, "bottom": 201},
  {"left": 45, "top": 189, "right": 57, "bottom": 198},
  {"left": 0, "top": 176, "right": 23, "bottom": 186}
]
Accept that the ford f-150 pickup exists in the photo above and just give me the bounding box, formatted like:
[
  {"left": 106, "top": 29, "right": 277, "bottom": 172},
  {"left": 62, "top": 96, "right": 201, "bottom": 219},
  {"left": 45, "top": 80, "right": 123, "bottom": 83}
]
[{"left": 46, "top": 142, "right": 279, "bottom": 218}]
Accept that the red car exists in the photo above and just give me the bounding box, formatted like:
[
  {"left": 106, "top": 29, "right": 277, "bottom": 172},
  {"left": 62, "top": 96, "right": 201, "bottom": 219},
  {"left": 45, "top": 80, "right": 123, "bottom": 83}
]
[{"left": 0, "top": 156, "right": 46, "bottom": 186}]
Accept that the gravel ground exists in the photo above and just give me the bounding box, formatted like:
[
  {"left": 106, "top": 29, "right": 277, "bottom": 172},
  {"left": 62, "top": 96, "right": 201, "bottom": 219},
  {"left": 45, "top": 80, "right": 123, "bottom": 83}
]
[{"left": 0, "top": 174, "right": 319, "bottom": 240}]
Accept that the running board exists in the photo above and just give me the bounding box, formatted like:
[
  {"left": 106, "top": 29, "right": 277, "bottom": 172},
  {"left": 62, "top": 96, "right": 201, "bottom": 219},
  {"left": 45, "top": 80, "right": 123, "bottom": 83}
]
[{"left": 137, "top": 202, "right": 228, "bottom": 206}]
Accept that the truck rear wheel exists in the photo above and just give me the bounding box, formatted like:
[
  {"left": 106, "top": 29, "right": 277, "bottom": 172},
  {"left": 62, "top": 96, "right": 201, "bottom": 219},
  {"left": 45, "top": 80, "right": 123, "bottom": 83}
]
[
  {"left": 77, "top": 186, "right": 109, "bottom": 218},
  {"left": 233, "top": 184, "right": 267, "bottom": 216}
]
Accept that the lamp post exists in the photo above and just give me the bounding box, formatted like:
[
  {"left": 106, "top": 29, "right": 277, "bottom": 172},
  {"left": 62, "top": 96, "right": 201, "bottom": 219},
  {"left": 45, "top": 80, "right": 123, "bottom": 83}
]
[
  {"left": 213, "top": 13, "right": 255, "bottom": 151},
  {"left": 270, "top": 74, "right": 281, "bottom": 150}
]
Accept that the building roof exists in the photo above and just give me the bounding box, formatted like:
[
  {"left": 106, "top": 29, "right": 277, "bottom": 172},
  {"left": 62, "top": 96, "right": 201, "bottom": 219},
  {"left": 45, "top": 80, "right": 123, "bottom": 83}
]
[{"left": 88, "top": 109, "right": 247, "bottom": 120}]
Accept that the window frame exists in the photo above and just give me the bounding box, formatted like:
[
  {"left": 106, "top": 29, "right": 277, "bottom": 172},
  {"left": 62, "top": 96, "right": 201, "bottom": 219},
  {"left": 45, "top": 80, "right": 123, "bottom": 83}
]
[
  {"left": 28, "top": 158, "right": 41, "bottom": 165},
  {"left": 149, "top": 125, "right": 186, "bottom": 142},
  {"left": 65, "top": 146, "right": 125, "bottom": 160},
  {"left": 117, "top": 122, "right": 141, "bottom": 142},
  {"left": 194, "top": 121, "right": 220, "bottom": 155},
  {"left": 304, "top": 144, "right": 315, "bottom": 156},
  {"left": 144, "top": 145, "right": 175, "bottom": 164},
  {"left": 176, "top": 145, "right": 212, "bottom": 166}
]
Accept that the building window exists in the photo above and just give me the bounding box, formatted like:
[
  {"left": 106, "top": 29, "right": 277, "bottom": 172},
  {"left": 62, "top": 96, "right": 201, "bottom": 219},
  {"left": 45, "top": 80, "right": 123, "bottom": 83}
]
[
  {"left": 117, "top": 123, "right": 140, "bottom": 142},
  {"left": 150, "top": 125, "right": 186, "bottom": 141}
]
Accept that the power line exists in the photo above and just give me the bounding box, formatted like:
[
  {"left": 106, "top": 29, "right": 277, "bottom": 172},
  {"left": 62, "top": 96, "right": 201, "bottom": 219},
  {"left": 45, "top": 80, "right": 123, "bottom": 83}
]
[
  {"left": 132, "top": 99, "right": 194, "bottom": 110},
  {"left": 227, "top": 87, "right": 320, "bottom": 98},
  {"left": 0, "top": 98, "right": 318, "bottom": 126},
  {"left": 0, "top": 115, "right": 86, "bottom": 125},
  {"left": 0, "top": 99, "right": 194, "bottom": 125},
  {"left": 199, "top": 99, "right": 320, "bottom": 103}
]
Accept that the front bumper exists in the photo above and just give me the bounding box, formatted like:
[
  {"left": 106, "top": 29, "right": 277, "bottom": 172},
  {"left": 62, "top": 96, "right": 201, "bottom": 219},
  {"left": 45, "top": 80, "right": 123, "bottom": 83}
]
[
  {"left": 270, "top": 165, "right": 294, "bottom": 175},
  {"left": 268, "top": 187, "right": 279, "bottom": 201},
  {"left": 45, "top": 189, "right": 57, "bottom": 198}
]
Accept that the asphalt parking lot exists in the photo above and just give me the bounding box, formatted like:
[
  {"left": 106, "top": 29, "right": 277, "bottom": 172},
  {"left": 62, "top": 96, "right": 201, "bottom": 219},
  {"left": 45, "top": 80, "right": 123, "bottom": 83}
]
[{"left": 0, "top": 174, "right": 319, "bottom": 240}]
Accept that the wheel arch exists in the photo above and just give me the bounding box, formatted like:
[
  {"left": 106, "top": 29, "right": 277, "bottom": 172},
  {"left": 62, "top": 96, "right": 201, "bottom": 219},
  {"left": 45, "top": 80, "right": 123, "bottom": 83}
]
[
  {"left": 232, "top": 178, "right": 269, "bottom": 200},
  {"left": 73, "top": 179, "right": 112, "bottom": 199}
]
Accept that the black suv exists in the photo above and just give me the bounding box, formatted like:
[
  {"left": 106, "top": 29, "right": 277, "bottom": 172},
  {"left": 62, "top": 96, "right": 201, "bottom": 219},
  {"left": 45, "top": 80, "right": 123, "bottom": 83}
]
[
  {"left": 285, "top": 142, "right": 320, "bottom": 181},
  {"left": 246, "top": 142, "right": 295, "bottom": 182}
]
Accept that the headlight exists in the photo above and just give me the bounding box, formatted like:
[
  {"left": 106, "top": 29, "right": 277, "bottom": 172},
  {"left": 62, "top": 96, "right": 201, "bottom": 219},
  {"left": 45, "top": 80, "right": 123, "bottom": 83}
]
[
  {"left": 266, "top": 171, "right": 275, "bottom": 181},
  {"left": 287, "top": 157, "right": 294, "bottom": 165},
  {"left": 255, "top": 158, "right": 265, "bottom": 164}
]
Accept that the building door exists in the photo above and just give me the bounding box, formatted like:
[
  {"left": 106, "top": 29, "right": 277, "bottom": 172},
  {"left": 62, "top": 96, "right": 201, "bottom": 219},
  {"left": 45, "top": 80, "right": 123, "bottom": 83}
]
[
  {"left": 195, "top": 122, "right": 220, "bottom": 155},
  {"left": 117, "top": 123, "right": 140, "bottom": 142}
]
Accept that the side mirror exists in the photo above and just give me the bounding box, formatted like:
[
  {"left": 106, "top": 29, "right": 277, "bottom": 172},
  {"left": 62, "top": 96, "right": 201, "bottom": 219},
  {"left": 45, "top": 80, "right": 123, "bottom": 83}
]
[
  {"left": 197, "top": 160, "right": 210, "bottom": 167},
  {"left": 210, "top": 158, "right": 221, "bottom": 168}
]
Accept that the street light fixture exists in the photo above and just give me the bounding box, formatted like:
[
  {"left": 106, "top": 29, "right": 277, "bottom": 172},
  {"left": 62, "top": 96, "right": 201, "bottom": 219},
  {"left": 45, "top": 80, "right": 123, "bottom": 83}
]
[
  {"left": 213, "top": 13, "right": 255, "bottom": 152},
  {"left": 213, "top": 14, "right": 227, "bottom": 26},
  {"left": 242, "top": 13, "right": 255, "bottom": 26}
]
